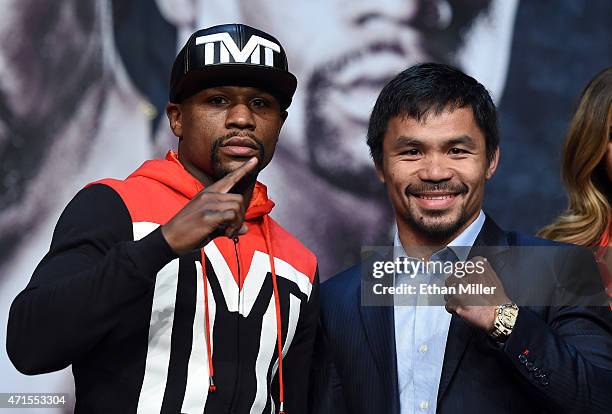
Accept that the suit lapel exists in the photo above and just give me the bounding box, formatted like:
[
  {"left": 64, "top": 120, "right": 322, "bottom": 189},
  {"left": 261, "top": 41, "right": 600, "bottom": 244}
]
[{"left": 437, "top": 215, "right": 510, "bottom": 402}]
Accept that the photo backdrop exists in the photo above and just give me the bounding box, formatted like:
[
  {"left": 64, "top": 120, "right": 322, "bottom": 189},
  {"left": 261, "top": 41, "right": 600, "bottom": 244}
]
[{"left": 0, "top": 0, "right": 610, "bottom": 409}]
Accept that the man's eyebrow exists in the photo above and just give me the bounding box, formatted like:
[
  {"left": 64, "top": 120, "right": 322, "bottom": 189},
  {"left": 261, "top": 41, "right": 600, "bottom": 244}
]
[
  {"left": 445, "top": 135, "right": 477, "bottom": 149},
  {"left": 392, "top": 135, "right": 477, "bottom": 148},
  {"left": 393, "top": 136, "right": 423, "bottom": 147}
]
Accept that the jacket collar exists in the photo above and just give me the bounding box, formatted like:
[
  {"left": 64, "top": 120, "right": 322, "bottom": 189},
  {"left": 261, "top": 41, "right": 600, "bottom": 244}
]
[{"left": 437, "top": 214, "right": 510, "bottom": 402}]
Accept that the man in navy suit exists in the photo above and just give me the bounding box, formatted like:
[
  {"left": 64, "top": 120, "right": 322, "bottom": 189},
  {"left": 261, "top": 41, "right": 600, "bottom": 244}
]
[{"left": 311, "top": 63, "right": 612, "bottom": 413}]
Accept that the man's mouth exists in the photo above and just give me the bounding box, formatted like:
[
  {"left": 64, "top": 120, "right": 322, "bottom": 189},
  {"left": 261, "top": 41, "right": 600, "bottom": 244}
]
[
  {"left": 410, "top": 192, "right": 462, "bottom": 210},
  {"left": 219, "top": 136, "right": 261, "bottom": 157},
  {"left": 416, "top": 193, "right": 456, "bottom": 200},
  {"left": 312, "top": 42, "right": 417, "bottom": 124}
]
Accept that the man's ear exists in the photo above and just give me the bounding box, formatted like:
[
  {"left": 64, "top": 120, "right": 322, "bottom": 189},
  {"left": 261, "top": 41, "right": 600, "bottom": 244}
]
[
  {"left": 274, "top": 110, "right": 288, "bottom": 137},
  {"left": 166, "top": 102, "right": 182, "bottom": 138},
  {"left": 485, "top": 147, "right": 500, "bottom": 180},
  {"left": 375, "top": 161, "right": 385, "bottom": 183}
]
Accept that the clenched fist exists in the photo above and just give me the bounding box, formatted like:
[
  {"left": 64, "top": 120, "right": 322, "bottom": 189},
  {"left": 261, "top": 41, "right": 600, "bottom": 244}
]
[
  {"left": 444, "top": 256, "right": 512, "bottom": 332},
  {"left": 161, "top": 157, "right": 258, "bottom": 255}
]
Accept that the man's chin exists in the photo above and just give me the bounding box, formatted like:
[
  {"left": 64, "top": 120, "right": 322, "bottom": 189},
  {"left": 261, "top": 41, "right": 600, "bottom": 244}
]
[
  {"left": 214, "top": 158, "right": 261, "bottom": 178},
  {"left": 309, "top": 160, "right": 384, "bottom": 197},
  {"left": 405, "top": 210, "right": 467, "bottom": 241}
]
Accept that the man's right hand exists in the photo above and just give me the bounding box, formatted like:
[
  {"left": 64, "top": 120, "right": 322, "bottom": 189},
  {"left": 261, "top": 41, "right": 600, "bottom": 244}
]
[{"left": 161, "top": 157, "right": 258, "bottom": 255}]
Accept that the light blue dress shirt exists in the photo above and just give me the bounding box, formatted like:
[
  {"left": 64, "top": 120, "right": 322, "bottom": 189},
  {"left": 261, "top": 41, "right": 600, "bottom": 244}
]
[{"left": 393, "top": 210, "right": 485, "bottom": 414}]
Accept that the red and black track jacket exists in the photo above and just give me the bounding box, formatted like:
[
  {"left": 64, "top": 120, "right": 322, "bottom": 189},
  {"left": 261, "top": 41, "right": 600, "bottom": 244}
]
[{"left": 7, "top": 151, "right": 319, "bottom": 414}]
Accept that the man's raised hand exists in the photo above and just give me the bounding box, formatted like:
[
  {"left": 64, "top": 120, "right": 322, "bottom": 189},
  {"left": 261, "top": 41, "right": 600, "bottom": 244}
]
[{"left": 161, "top": 157, "right": 258, "bottom": 255}]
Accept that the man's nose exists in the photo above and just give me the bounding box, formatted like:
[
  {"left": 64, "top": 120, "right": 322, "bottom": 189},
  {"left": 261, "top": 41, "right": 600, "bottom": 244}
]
[
  {"left": 225, "top": 103, "right": 256, "bottom": 130},
  {"left": 346, "top": 0, "right": 451, "bottom": 31},
  {"left": 346, "top": 0, "right": 418, "bottom": 26},
  {"left": 416, "top": 155, "right": 453, "bottom": 182}
]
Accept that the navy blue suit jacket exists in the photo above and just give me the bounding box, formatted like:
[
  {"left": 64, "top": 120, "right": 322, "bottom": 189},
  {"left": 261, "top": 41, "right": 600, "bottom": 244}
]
[{"left": 311, "top": 217, "right": 612, "bottom": 413}]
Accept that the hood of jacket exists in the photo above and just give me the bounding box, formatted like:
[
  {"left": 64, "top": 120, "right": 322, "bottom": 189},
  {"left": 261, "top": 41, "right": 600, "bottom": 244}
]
[{"left": 127, "top": 150, "right": 274, "bottom": 221}]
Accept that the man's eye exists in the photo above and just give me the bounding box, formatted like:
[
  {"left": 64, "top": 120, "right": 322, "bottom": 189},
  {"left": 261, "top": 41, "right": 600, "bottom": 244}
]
[
  {"left": 449, "top": 148, "right": 467, "bottom": 155},
  {"left": 402, "top": 149, "right": 420, "bottom": 156},
  {"left": 208, "top": 96, "right": 227, "bottom": 105},
  {"left": 251, "top": 98, "right": 268, "bottom": 108}
]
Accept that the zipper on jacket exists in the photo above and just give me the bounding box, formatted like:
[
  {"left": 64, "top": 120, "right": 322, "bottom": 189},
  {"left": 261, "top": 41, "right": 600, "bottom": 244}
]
[{"left": 229, "top": 236, "right": 242, "bottom": 413}]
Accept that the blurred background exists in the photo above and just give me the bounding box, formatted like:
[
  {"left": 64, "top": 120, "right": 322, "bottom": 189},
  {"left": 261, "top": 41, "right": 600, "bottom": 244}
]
[{"left": 0, "top": 0, "right": 610, "bottom": 411}]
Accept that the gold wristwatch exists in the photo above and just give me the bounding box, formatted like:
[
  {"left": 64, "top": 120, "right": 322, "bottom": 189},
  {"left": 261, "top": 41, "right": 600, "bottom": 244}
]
[{"left": 489, "top": 303, "right": 519, "bottom": 341}]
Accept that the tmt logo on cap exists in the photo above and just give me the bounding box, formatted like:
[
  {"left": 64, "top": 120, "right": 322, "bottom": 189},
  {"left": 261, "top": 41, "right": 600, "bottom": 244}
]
[
  {"left": 169, "top": 23, "right": 297, "bottom": 109},
  {"left": 196, "top": 33, "right": 281, "bottom": 67}
]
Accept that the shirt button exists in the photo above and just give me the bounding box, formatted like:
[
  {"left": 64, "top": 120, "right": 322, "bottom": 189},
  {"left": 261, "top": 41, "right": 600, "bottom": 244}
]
[
  {"left": 419, "top": 344, "right": 428, "bottom": 353},
  {"left": 420, "top": 400, "right": 429, "bottom": 410}
]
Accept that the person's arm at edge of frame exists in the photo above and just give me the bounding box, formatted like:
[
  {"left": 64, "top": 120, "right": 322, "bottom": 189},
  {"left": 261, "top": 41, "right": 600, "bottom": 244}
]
[
  {"left": 6, "top": 183, "right": 176, "bottom": 375},
  {"left": 500, "top": 246, "right": 612, "bottom": 414}
]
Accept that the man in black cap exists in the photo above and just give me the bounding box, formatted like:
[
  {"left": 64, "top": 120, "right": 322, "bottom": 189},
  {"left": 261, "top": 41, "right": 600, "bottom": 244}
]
[{"left": 7, "top": 24, "right": 319, "bottom": 414}]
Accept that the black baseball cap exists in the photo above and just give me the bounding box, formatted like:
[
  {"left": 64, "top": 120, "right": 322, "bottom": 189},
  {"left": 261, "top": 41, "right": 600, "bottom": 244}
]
[{"left": 169, "top": 23, "right": 297, "bottom": 109}]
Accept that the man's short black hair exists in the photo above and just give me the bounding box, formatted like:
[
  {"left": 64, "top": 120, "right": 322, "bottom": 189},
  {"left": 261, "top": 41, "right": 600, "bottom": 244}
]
[{"left": 367, "top": 63, "right": 499, "bottom": 166}]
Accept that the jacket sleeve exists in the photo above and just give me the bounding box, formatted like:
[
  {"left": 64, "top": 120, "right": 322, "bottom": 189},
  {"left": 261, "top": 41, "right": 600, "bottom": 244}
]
[
  {"left": 6, "top": 184, "right": 176, "bottom": 375},
  {"left": 273, "top": 267, "right": 320, "bottom": 414},
  {"left": 501, "top": 246, "right": 612, "bottom": 414}
]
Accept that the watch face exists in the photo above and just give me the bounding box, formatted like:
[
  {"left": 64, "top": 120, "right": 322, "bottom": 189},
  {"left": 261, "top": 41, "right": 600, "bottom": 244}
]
[{"left": 500, "top": 307, "right": 518, "bottom": 328}]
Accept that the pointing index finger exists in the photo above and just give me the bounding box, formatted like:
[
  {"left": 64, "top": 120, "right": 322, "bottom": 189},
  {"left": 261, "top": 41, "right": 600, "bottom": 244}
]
[{"left": 205, "top": 157, "right": 258, "bottom": 194}]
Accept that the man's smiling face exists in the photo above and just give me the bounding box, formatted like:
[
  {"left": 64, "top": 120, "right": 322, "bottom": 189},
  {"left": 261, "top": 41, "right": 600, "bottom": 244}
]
[{"left": 377, "top": 106, "right": 498, "bottom": 241}]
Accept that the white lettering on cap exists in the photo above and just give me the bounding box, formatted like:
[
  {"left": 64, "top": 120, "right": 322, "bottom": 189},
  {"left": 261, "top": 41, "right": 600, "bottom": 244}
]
[{"left": 195, "top": 33, "right": 280, "bottom": 67}]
